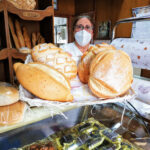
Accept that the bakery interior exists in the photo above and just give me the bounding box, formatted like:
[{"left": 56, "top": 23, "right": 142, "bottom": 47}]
[{"left": 1, "top": 0, "right": 150, "bottom": 149}]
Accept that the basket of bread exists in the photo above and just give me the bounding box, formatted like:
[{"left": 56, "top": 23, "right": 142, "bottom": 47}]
[{"left": 14, "top": 43, "right": 135, "bottom": 108}]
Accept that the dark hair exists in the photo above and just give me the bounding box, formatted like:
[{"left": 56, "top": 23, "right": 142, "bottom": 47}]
[{"left": 73, "top": 15, "right": 94, "bottom": 31}]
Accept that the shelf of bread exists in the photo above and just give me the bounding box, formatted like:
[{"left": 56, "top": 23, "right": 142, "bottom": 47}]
[
  {"left": 8, "top": 15, "right": 52, "bottom": 53},
  {"left": 6, "top": 0, "right": 54, "bottom": 21}
]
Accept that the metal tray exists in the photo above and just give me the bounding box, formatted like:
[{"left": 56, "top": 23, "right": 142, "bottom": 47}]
[{"left": 0, "top": 103, "right": 150, "bottom": 150}]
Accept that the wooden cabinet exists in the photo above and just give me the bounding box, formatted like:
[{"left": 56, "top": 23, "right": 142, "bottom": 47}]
[{"left": 0, "top": 0, "right": 54, "bottom": 84}]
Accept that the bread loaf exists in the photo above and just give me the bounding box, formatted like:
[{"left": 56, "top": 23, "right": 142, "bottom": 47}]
[
  {"left": 14, "top": 62, "right": 73, "bottom": 102},
  {"left": 36, "top": 32, "right": 41, "bottom": 43},
  {"left": 0, "top": 101, "right": 26, "bottom": 126},
  {"left": 78, "top": 44, "right": 116, "bottom": 83},
  {"left": 23, "top": 27, "right": 31, "bottom": 49},
  {"left": 32, "top": 43, "right": 77, "bottom": 79},
  {"left": 8, "top": 17, "right": 20, "bottom": 49},
  {"left": 0, "top": 82, "right": 19, "bottom": 106},
  {"left": 88, "top": 50, "right": 133, "bottom": 99},
  {"left": 7, "top": 0, "right": 36, "bottom": 10},
  {"left": 15, "top": 20, "right": 25, "bottom": 47},
  {"left": 32, "top": 32, "right": 37, "bottom": 47}
]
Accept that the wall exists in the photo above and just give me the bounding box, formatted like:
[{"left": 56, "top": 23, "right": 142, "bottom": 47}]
[
  {"left": 75, "top": 0, "right": 150, "bottom": 38},
  {"left": 54, "top": 0, "right": 75, "bottom": 16},
  {"left": 75, "top": 0, "right": 94, "bottom": 15},
  {"left": 111, "top": 0, "right": 150, "bottom": 38}
]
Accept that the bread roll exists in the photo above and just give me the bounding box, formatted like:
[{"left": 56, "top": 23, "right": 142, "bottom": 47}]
[
  {"left": 78, "top": 44, "right": 116, "bottom": 83},
  {"left": 32, "top": 43, "right": 77, "bottom": 79},
  {"left": 15, "top": 20, "right": 25, "bottom": 47},
  {"left": 23, "top": 27, "right": 31, "bottom": 49},
  {"left": 0, "top": 101, "right": 26, "bottom": 126},
  {"left": 88, "top": 50, "right": 133, "bottom": 99},
  {"left": 8, "top": 17, "right": 20, "bottom": 49},
  {"left": 14, "top": 62, "right": 73, "bottom": 102},
  {"left": 0, "top": 82, "right": 19, "bottom": 106}
]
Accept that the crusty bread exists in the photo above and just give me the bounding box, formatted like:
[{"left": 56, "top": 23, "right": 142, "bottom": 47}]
[
  {"left": 78, "top": 44, "right": 116, "bottom": 83},
  {"left": 0, "top": 82, "right": 19, "bottom": 106},
  {"left": 32, "top": 32, "right": 37, "bottom": 47},
  {"left": 0, "top": 101, "right": 26, "bottom": 126},
  {"left": 23, "top": 27, "right": 31, "bottom": 49},
  {"left": 32, "top": 43, "right": 77, "bottom": 79},
  {"left": 8, "top": 17, "right": 20, "bottom": 49},
  {"left": 14, "top": 62, "right": 73, "bottom": 102},
  {"left": 88, "top": 50, "right": 133, "bottom": 99},
  {"left": 15, "top": 20, "right": 25, "bottom": 48}
]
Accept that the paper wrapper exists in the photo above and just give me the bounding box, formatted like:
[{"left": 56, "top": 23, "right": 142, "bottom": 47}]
[
  {"left": 19, "top": 55, "right": 136, "bottom": 108},
  {"left": 19, "top": 84, "right": 135, "bottom": 108},
  {"left": 111, "top": 38, "right": 150, "bottom": 70}
]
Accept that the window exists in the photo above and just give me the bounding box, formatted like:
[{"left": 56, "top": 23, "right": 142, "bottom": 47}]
[{"left": 54, "top": 17, "right": 68, "bottom": 46}]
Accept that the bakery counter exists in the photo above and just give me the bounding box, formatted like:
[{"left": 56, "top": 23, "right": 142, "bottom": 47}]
[{"left": 0, "top": 103, "right": 150, "bottom": 150}]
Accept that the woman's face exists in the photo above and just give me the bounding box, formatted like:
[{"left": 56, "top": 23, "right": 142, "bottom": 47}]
[{"left": 74, "top": 17, "right": 93, "bottom": 37}]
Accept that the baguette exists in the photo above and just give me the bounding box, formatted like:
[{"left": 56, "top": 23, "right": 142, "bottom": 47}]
[
  {"left": 23, "top": 27, "right": 31, "bottom": 49},
  {"left": 15, "top": 20, "right": 25, "bottom": 47},
  {"left": 8, "top": 17, "right": 20, "bottom": 49},
  {"left": 32, "top": 32, "right": 37, "bottom": 47}
]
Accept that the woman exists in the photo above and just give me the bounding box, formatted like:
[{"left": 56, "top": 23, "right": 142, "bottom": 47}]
[{"left": 60, "top": 15, "right": 94, "bottom": 64}]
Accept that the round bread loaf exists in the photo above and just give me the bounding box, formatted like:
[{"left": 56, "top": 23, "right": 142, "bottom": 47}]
[
  {"left": 78, "top": 44, "right": 116, "bottom": 83},
  {"left": 0, "top": 101, "right": 26, "bottom": 126},
  {"left": 32, "top": 43, "right": 77, "bottom": 79},
  {"left": 14, "top": 62, "right": 73, "bottom": 102},
  {"left": 88, "top": 49, "right": 133, "bottom": 99},
  {"left": 0, "top": 82, "right": 19, "bottom": 106}
]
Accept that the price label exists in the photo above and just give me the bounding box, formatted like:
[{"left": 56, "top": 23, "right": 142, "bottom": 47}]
[{"left": 22, "top": 12, "right": 40, "bottom": 18}]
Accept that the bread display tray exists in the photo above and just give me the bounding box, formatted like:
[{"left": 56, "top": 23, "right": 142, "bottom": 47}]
[
  {"left": 19, "top": 84, "right": 135, "bottom": 108},
  {"left": 0, "top": 103, "right": 150, "bottom": 150},
  {"left": 19, "top": 55, "right": 136, "bottom": 109}
]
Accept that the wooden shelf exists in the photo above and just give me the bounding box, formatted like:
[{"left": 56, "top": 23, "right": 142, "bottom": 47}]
[
  {"left": 0, "top": 48, "right": 27, "bottom": 84},
  {"left": 0, "top": 1, "right": 3, "bottom": 12},
  {"left": 0, "top": 0, "right": 54, "bottom": 84},
  {"left": 6, "top": 1, "right": 54, "bottom": 21}
]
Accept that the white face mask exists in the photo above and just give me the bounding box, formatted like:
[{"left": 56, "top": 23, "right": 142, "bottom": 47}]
[{"left": 75, "top": 30, "right": 92, "bottom": 47}]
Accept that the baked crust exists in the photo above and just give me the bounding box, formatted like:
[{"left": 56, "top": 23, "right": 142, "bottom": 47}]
[
  {"left": 78, "top": 44, "right": 116, "bottom": 83},
  {"left": 0, "top": 101, "right": 26, "bottom": 126},
  {"left": 32, "top": 43, "right": 77, "bottom": 80},
  {"left": 0, "top": 82, "right": 19, "bottom": 106},
  {"left": 14, "top": 62, "right": 73, "bottom": 102},
  {"left": 88, "top": 50, "right": 133, "bottom": 99}
]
